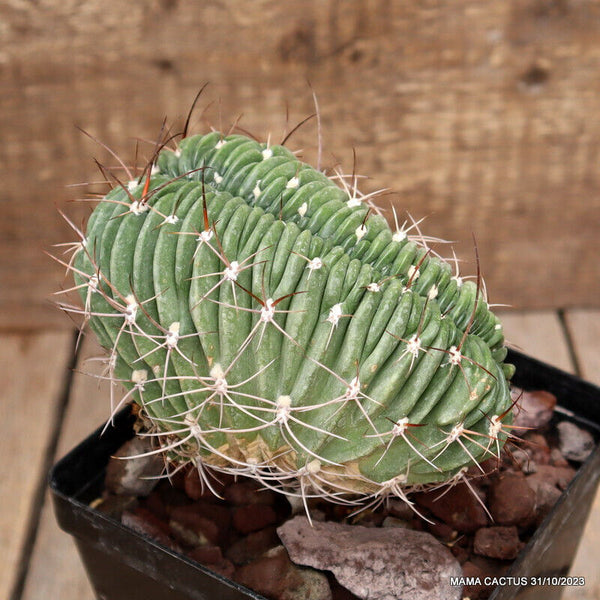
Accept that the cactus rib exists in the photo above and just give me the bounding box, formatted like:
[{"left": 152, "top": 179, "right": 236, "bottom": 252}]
[{"left": 58, "top": 130, "right": 515, "bottom": 505}]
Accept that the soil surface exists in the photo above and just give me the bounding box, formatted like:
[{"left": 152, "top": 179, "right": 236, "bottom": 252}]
[{"left": 94, "top": 388, "right": 596, "bottom": 600}]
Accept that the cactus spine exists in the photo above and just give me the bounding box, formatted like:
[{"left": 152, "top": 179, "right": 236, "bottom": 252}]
[{"left": 59, "top": 128, "right": 515, "bottom": 506}]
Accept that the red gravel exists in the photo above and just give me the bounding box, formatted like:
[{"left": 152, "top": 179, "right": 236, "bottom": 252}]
[{"left": 94, "top": 388, "right": 595, "bottom": 600}]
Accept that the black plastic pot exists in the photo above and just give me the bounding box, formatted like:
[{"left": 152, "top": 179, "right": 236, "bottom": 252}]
[{"left": 50, "top": 350, "right": 600, "bottom": 600}]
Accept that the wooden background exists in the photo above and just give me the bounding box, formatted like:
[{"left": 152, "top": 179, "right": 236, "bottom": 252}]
[
  {"left": 2, "top": 4, "right": 600, "bottom": 598},
  {"left": 2, "top": 0, "right": 600, "bottom": 330}
]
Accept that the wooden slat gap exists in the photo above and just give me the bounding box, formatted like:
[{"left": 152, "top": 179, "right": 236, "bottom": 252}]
[{"left": 557, "top": 308, "right": 584, "bottom": 379}]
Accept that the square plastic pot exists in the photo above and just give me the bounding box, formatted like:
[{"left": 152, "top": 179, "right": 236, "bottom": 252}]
[{"left": 50, "top": 350, "right": 600, "bottom": 600}]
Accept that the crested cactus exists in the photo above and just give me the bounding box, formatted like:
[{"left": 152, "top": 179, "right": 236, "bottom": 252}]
[{"left": 58, "top": 126, "right": 515, "bottom": 509}]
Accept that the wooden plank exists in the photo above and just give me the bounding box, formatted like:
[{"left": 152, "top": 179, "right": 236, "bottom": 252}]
[
  {"left": 3, "top": 1, "right": 600, "bottom": 330},
  {"left": 564, "top": 309, "right": 600, "bottom": 386},
  {"left": 563, "top": 309, "right": 600, "bottom": 600},
  {"left": 497, "top": 309, "right": 574, "bottom": 372},
  {"left": 21, "top": 336, "right": 112, "bottom": 600},
  {"left": 0, "top": 332, "right": 72, "bottom": 600}
]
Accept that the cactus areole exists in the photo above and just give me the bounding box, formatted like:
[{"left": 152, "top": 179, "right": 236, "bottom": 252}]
[{"left": 63, "top": 130, "right": 515, "bottom": 507}]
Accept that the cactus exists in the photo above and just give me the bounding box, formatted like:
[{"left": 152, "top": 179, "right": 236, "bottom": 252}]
[{"left": 57, "top": 127, "right": 515, "bottom": 509}]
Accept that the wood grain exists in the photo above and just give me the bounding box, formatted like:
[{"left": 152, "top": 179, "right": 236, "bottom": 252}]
[
  {"left": 0, "top": 331, "right": 72, "bottom": 600},
  {"left": 497, "top": 309, "right": 574, "bottom": 372},
  {"left": 563, "top": 309, "right": 600, "bottom": 600},
  {"left": 21, "top": 336, "right": 113, "bottom": 600},
  {"left": 2, "top": 0, "right": 600, "bottom": 329}
]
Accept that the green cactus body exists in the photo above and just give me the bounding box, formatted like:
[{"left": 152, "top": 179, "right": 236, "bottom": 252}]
[{"left": 69, "top": 132, "right": 514, "bottom": 502}]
